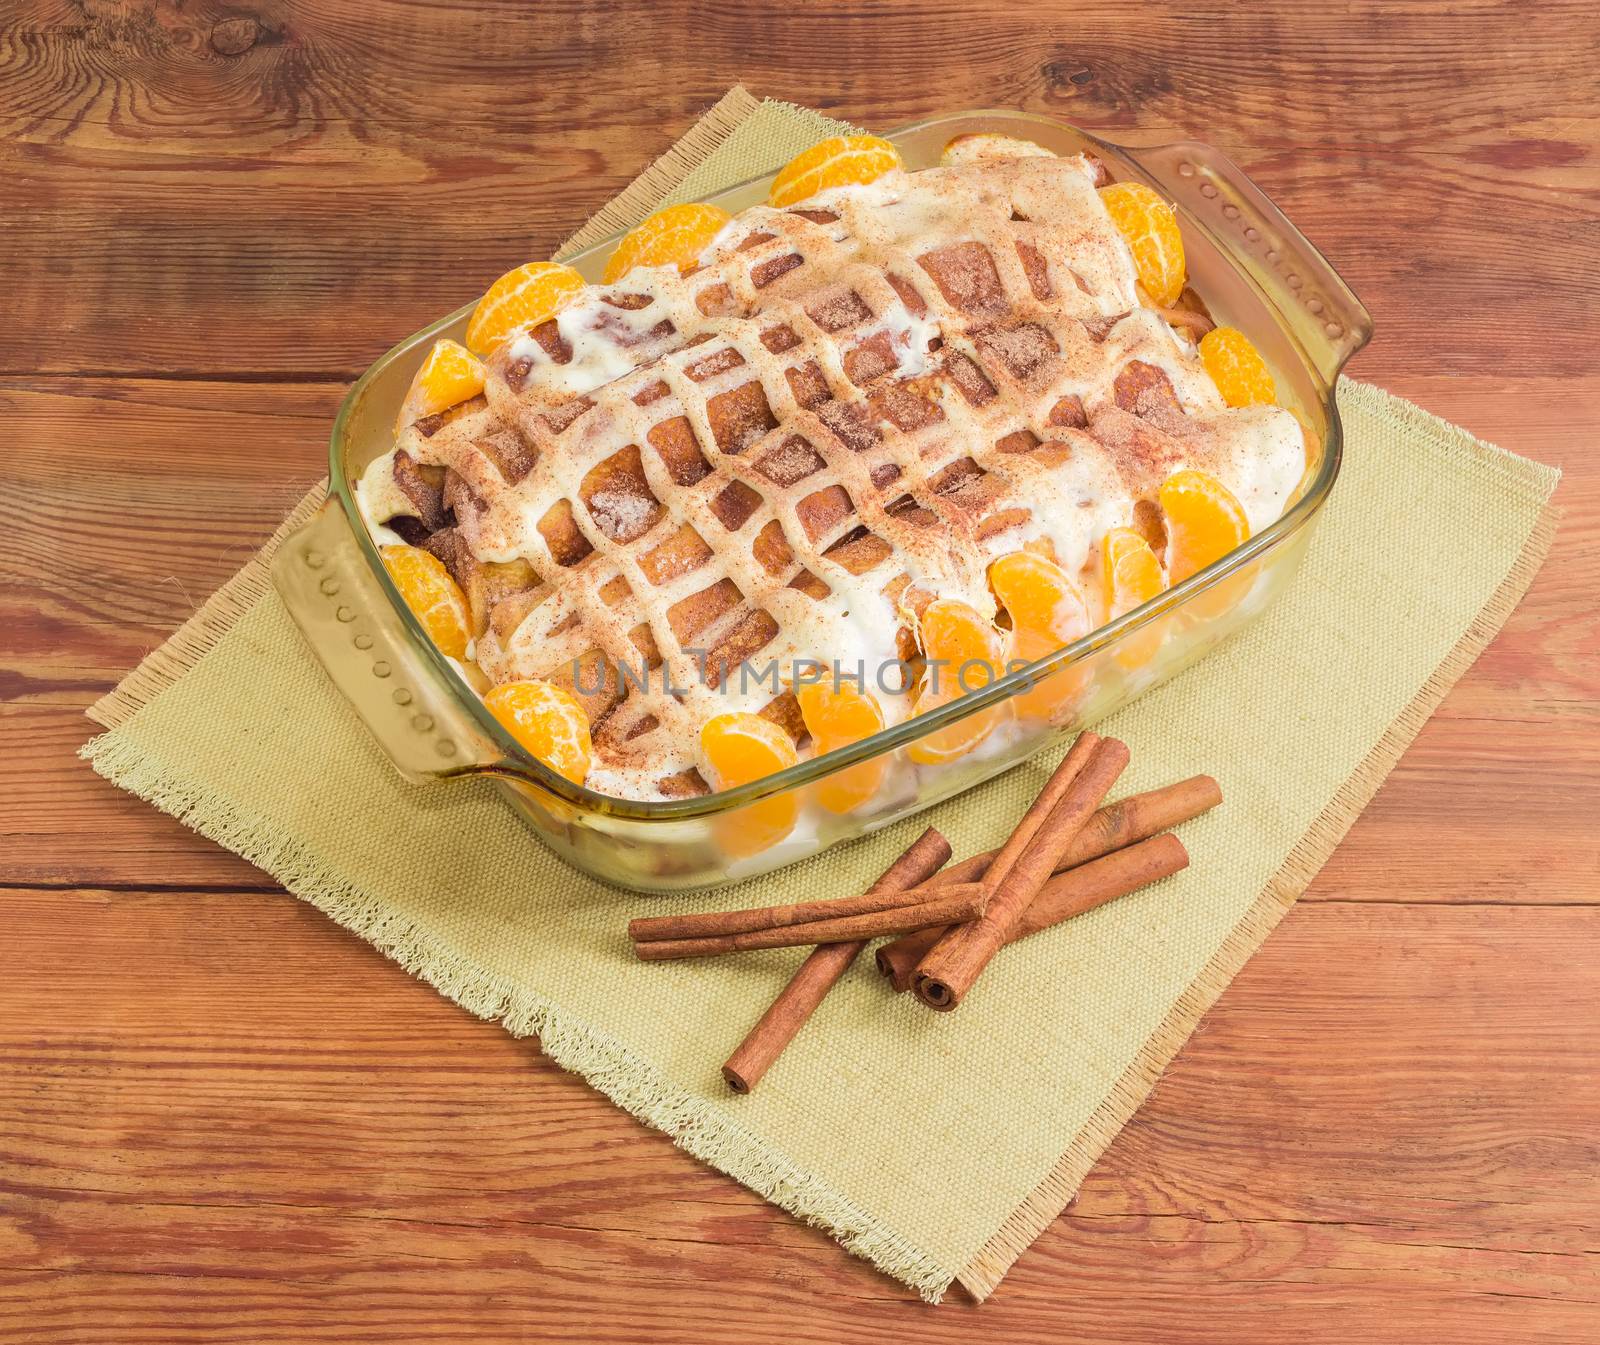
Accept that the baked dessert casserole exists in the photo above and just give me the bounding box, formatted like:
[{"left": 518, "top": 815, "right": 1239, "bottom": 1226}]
[{"left": 355, "top": 131, "right": 1308, "bottom": 823}]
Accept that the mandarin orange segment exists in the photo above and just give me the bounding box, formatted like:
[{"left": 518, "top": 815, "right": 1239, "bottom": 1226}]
[
  {"left": 797, "top": 679, "right": 885, "bottom": 745},
  {"left": 990, "top": 551, "right": 1092, "bottom": 722},
  {"left": 1098, "top": 181, "right": 1186, "bottom": 307},
  {"left": 701, "top": 712, "right": 801, "bottom": 852},
  {"left": 907, "top": 598, "right": 1008, "bottom": 765},
  {"left": 1101, "top": 527, "right": 1164, "bottom": 615},
  {"left": 1100, "top": 527, "right": 1166, "bottom": 668},
  {"left": 990, "top": 551, "right": 1091, "bottom": 642},
  {"left": 796, "top": 680, "right": 888, "bottom": 813},
  {"left": 908, "top": 686, "right": 1004, "bottom": 764},
  {"left": 1198, "top": 326, "right": 1277, "bottom": 407},
  {"left": 395, "top": 338, "right": 485, "bottom": 434},
  {"left": 380, "top": 543, "right": 471, "bottom": 660},
  {"left": 1007, "top": 627, "right": 1090, "bottom": 723},
  {"left": 603, "top": 203, "right": 732, "bottom": 283},
  {"left": 701, "top": 712, "right": 800, "bottom": 784},
  {"left": 484, "top": 680, "right": 593, "bottom": 785},
  {"left": 768, "top": 135, "right": 903, "bottom": 208},
  {"left": 464, "top": 261, "right": 585, "bottom": 356},
  {"left": 1159, "top": 470, "right": 1249, "bottom": 585},
  {"left": 1160, "top": 469, "right": 1253, "bottom": 621}
]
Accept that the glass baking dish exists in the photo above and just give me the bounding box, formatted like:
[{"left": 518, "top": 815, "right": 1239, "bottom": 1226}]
[{"left": 273, "top": 109, "right": 1371, "bottom": 891}]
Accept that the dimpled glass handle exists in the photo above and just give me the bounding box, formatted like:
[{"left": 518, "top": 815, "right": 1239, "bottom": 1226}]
[
  {"left": 1132, "top": 142, "right": 1373, "bottom": 387},
  {"left": 271, "top": 499, "right": 507, "bottom": 780}
]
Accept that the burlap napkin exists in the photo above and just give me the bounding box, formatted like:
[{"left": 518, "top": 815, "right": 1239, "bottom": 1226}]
[{"left": 81, "top": 89, "right": 1560, "bottom": 1301}]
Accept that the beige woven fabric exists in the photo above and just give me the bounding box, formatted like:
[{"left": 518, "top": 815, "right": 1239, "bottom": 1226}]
[{"left": 81, "top": 91, "right": 1560, "bottom": 1302}]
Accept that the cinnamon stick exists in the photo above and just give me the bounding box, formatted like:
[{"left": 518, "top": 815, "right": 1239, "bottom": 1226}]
[
  {"left": 720, "top": 826, "right": 951, "bottom": 1094},
  {"left": 633, "top": 883, "right": 985, "bottom": 961},
  {"left": 912, "top": 735, "right": 1130, "bottom": 1011},
  {"left": 1013, "top": 833, "right": 1188, "bottom": 939},
  {"left": 880, "top": 835, "right": 1189, "bottom": 990},
  {"left": 905, "top": 774, "right": 1221, "bottom": 898},
  {"left": 973, "top": 731, "right": 1102, "bottom": 891},
  {"left": 1039, "top": 772, "right": 1218, "bottom": 876},
  {"left": 876, "top": 774, "right": 1221, "bottom": 988},
  {"left": 630, "top": 865, "right": 959, "bottom": 945}
]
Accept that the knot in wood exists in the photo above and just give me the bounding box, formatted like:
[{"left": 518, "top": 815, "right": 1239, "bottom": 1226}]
[{"left": 210, "top": 16, "right": 261, "bottom": 56}]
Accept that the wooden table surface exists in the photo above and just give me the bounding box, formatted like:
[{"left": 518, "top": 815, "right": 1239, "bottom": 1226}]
[{"left": 4, "top": 2, "right": 1599, "bottom": 1339}]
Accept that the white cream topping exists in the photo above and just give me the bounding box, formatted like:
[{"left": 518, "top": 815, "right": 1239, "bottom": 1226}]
[
  {"left": 875, "top": 287, "right": 943, "bottom": 379},
  {"left": 941, "top": 134, "right": 1059, "bottom": 166},
  {"left": 356, "top": 448, "right": 417, "bottom": 530},
  {"left": 1215, "top": 405, "right": 1307, "bottom": 533}
]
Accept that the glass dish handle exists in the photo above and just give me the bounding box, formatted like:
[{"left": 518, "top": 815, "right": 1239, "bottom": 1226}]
[
  {"left": 1132, "top": 142, "right": 1373, "bottom": 386},
  {"left": 271, "top": 498, "right": 508, "bottom": 781}
]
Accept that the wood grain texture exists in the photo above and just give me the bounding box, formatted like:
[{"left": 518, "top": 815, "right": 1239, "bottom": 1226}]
[
  {"left": 3, "top": 1, "right": 1598, "bottom": 379},
  {"left": 2, "top": 894, "right": 1596, "bottom": 1342},
  {"left": 2, "top": 0, "right": 1598, "bottom": 1339}
]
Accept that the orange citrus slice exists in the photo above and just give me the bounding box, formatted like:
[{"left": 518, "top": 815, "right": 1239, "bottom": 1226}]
[
  {"left": 1006, "top": 626, "right": 1091, "bottom": 723},
  {"left": 395, "top": 338, "right": 485, "bottom": 434},
  {"left": 1160, "top": 470, "right": 1249, "bottom": 585},
  {"left": 701, "top": 712, "right": 801, "bottom": 853},
  {"left": 1160, "top": 469, "right": 1252, "bottom": 620},
  {"left": 990, "top": 551, "right": 1092, "bottom": 722},
  {"left": 907, "top": 598, "right": 1008, "bottom": 765},
  {"left": 990, "top": 551, "right": 1091, "bottom": 638},
  {"left": 1098, "top": 182, "right": 1186, "bottom": 307},
  {"left": 464, "top": 261, "right": 585, "bottom": 356},
  {"left": 603, "top": 203, "right": 732, "bottom": 283},
  {"left": 484, "top": 680, "right": 593, "bottom": 786},
  {"left": 768, "top": 135, "right": 903, "bottom": 208},
  {"left": 1198, "top": 326, "right": 1276, "bottom": 407},
  {"left": 796, "top": 679, "right": 888, "bottom": 813},
  {"left": 1100, "top": 527, "right": 1166, "bottom": 668},
  {"left": 380, "top": 543, "right": 470, "bottom": 660}
]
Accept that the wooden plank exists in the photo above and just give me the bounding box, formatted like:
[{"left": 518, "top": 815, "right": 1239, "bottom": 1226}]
[
  {"left": 0, "top": 704, "right": 267, "bottom": 887},
  {"left": 6, "top": 0, "right": 1596, "bottom": 158},
  {"left": 0, "top": 893, "right": 1593, "bottom": 1339},
  {"left": 2, "top": 2, "right": 1597, "bottom": 377},
  {"left": 0, "top": 378, "right": 332, "bottom": 698}
]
